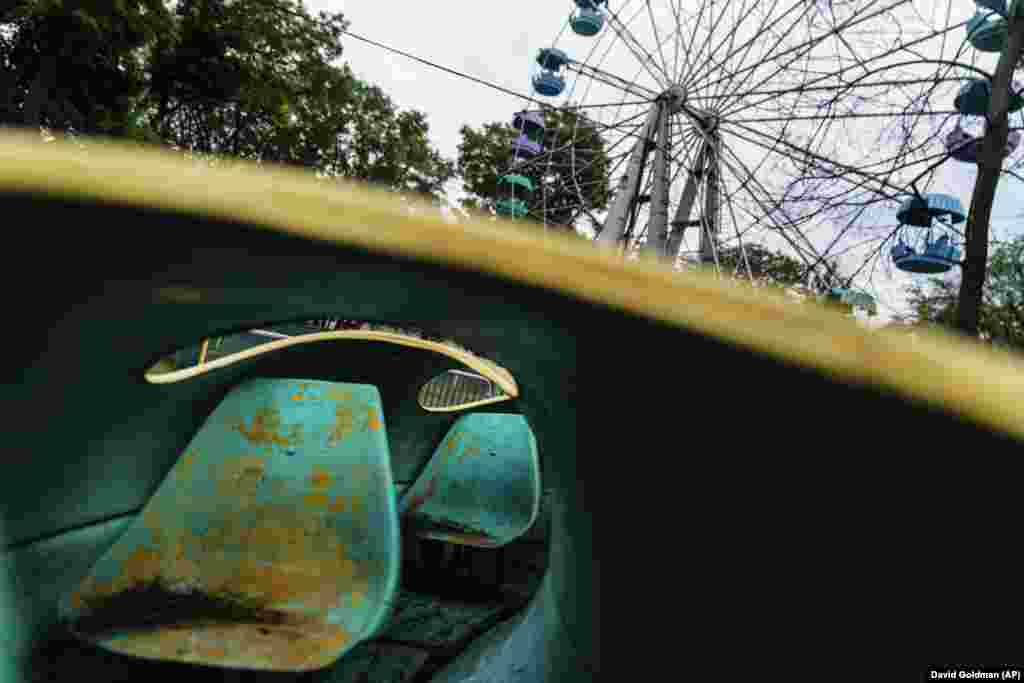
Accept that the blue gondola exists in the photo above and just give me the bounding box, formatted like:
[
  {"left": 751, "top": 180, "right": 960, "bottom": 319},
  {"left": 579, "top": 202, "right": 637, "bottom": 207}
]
[
  {"left": 513, "top": 110, "right": 546, "bottom": 139},
  {"left": 895, "top": 193, "right": 966, "bottom": 227},
  {"left": 890, "top": 238, "right": 962, "bottom": 274},
  {"left": 976, "top": 0, "right": 1007, "bottom": 15},
  {"left": 891, "top": 193, "right": 965, "bottom": 274},
  {"left": 946, "top": 124, "right": 1021, "bottom": 163},
  {"left": 825, "top": 288, "right": 877, "bottom": 316},
  {"left": 967, "top": 10, "right": 1008, "bottom": 52},
  {"left": 954, "top": 78, "right": 1024, "bottom": 115},
  {"left": 571, "top": 1, "right": 607, "bottom": 36},
  {"left": 511, "top": 133, "right": 543, "bottom": 158},
  {"left": 532, "top": 48, "right": 569, "bottom": 97}
]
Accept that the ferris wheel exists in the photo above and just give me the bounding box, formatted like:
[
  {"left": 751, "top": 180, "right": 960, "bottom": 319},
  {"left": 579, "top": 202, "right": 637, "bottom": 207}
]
[{"left": 491, "top": 0, "right": 1024, "bottom": 300}]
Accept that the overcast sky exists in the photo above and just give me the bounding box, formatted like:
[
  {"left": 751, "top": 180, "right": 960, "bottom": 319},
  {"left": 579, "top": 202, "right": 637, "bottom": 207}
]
[{"left": 310, "top": 0, "right": 1024, "bottom": 323}]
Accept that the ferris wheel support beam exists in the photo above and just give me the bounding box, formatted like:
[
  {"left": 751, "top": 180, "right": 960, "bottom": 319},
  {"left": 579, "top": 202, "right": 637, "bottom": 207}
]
[
  {"left": 678, "top": 104, "right": 833, "bottom": 281},
  {"left": 642, "top": 104, "right": 672, "bottom": 257},
  {"left": 666, "top": 145, "right": 707, "bottom": 260},
  {"left": 597, "top": 104, "right": 661, "bottom": 246},
  {"left": 700, "top": 128, "right": 722, "bottom": 265}
]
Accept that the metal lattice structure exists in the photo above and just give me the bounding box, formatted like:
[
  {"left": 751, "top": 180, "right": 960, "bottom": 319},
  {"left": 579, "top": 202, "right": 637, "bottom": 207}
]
[{"left": 492, "top": 0, "right": 1024, "bottom": 302}]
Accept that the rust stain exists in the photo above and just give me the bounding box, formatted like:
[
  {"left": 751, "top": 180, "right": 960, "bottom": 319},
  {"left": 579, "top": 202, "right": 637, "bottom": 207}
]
[
  {"left": 326, "top": 388, "right": 353, "bottom": 403},
  {"left": 291, "top": 393, "right": 303, "bottom": 401},
  {"left": 441, "top": 533, "right": 500, "bottom": 548},
  {"left": 303, "top": 493, "right": 329, "bottom": 508},
  {"left": 195, "top": 642, "right": 229, "bottom": 659},
  {"left": 350, "top": 496, "right": 362, "bottom": 517},
  {"left": 328, "top": 496, "right": 347, "bottom": 513},
  {"left": 366, "top": 407, "right": 381, "bottom": 432},
  {"left": 350, "top": 589, "right": 364, "bottom": 610},
  {"left": 309, "top": 467, "right": 331, "bottom": 490},
  {"left": 216, "top": 456, "right": 267, "bottom": 497},
  {"left": 176, "top": 450, "right": 199, "bottom": 483},
  {"left": 328, "top": 406, "right": 356, "bottom": 445},
  {"left": 236, "top": 408, "right": 292, "bottom": 448},
  {"left": 120, "top": 546, "right": 163, "bottom": 586},
  {"left": 141, "top": 507, "right": 163, "bottom": 534}
]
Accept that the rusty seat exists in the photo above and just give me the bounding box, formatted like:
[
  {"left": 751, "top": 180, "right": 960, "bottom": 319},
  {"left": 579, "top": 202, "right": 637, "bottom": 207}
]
[
  {"left": 399, "top": 413, "right": 541, "bottom": 548},
  {"left": 59, "top": 378, "right": 400, "bottom": 672}
]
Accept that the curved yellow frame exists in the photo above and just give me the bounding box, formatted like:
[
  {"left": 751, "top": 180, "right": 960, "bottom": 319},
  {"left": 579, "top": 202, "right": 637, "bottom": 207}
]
[
  {"left": 144, "top": 329, "right": 519, "bottom": 400},
  {"left": 3, "top": 131, "right": 1024, "bottom": 441}
]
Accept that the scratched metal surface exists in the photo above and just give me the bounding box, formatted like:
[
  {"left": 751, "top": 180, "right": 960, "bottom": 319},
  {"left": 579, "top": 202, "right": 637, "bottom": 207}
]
[
  {"left": 58, "top": 379, "right": 400, "bottom": 672},
  {"left": 400, "top": 414, "right": 540, "bottom": 548}
]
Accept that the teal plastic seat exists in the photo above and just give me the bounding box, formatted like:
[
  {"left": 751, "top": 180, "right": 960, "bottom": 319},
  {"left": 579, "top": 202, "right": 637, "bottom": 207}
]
[
  {"left": 59, "top": 378, "right": 400, "bottom": 672},
  {"left": 400, "top": 414, "right": 540, "bottom": 548}
]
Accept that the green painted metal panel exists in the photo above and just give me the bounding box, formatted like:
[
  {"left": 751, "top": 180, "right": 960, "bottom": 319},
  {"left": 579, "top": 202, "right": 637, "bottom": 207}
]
[{"left": 401, "top": 414, "right": 540, "bottom": 547}]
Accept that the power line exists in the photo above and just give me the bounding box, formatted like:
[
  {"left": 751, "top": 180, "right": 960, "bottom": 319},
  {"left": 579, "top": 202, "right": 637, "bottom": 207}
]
[{"left": 340, "top": 29, "right": 652, "bottom": 112}]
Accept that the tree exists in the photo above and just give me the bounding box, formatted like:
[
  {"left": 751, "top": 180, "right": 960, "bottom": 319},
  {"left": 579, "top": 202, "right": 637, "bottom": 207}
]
[
  {"left": 1, "top": 0, "right": 455, "bottom": 200},
  {"left": 908, "top": 234, "right": 1024, "bottom": 348},
  {"left": 0, "top": 0, "right": 175, "bottom": 138},
  {"left": 146, "top": 0, "right": 454, "bottom": 198},
  {"left": 457, "top": 107, "right": 611, "bottom": 230},
  {"left": 713, "top": 244, "right": 807, "bottom": 287},
  {"left": 956, "top": 10, "right": 1024, "bottom": 336}
]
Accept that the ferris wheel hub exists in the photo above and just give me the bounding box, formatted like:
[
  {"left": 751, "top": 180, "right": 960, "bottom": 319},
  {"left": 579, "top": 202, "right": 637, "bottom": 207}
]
[{"left": 661, "top": 85, "right": 687, "bottom": 114}]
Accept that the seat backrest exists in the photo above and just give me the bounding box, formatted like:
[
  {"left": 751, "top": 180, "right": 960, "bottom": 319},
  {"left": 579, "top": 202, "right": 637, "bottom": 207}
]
[
  {"left": 400, "top": 413, "right": 540, "bottom": 548},
  {"left": 59, "top": 378, "right": 400, "bottom": 672}
]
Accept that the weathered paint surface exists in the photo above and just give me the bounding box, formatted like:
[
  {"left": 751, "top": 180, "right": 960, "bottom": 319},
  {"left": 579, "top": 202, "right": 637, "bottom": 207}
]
[
  {"left": 399, "top": 414, "right": 540, "bottom": 548},
  {"left": 60, "top": 379, "right": 400, "bottom": 672}
]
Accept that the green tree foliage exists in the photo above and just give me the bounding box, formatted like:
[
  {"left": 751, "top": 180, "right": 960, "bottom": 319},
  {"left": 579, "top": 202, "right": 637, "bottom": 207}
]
[
  {"left": 907, "top": 234, "right": 1024, "bottom": 346},
  {"left": 457, "top": 108, "right": 610, "bottom": 229},
  {"left": 1, "top": 0, "right": 454, "bottom": 199},
  {"left": 713, "top": 243, "right": 807, "bottom": 286},
  {"left": 0, "top": 0, "right": 175, "bottom": 137},
  {"left": 714, "top": 243, "right": 876, "bottom": 316}
]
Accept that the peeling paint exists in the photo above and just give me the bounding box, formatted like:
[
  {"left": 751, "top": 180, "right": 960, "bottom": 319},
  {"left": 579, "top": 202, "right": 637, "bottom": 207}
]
[
  {"left": 326, "top": 389, "right": 353, "bottom": 403},
  {"left": 309, "top": 466, "right": 331, "bottom": 491},
  {"left": 302, "top": 493, "right": 329, "bottom": 508},
  {"left": 328, "top": 406, "right": 356, "bottom": 445},
  {"left": 236, "top": 408, "right": 292, "bottom": 448},
  {"left": 367, "top": 407, "right": 381, "bottom": 432},
  {"left": 176, "top": 450, "right": 199, "bottom": 483}
]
